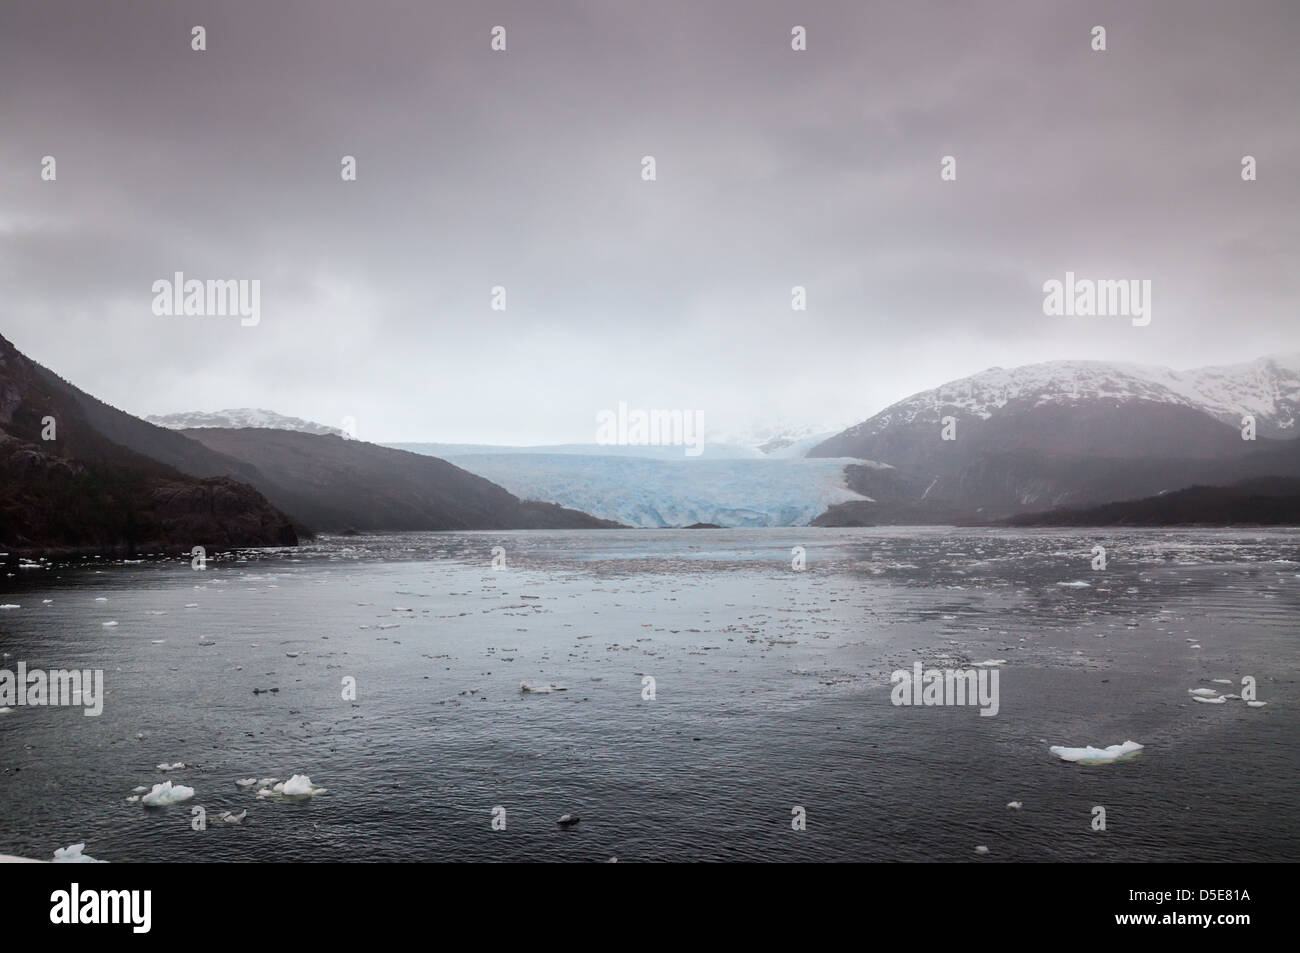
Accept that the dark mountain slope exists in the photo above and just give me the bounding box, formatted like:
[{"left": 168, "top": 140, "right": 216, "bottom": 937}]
[
  {"left": 1001, "top": 477, "right": 1300, "bottom": 527},
  {"left": 0, "top": 332, "right": 297, "bottom": 554},
  {"left": 177, "top": 427, "right": 622, "bottom": 532}
]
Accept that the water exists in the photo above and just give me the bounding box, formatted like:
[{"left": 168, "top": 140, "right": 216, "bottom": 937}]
[{"left": 1, "top": 528, "right": 1297, "bottom": 862}]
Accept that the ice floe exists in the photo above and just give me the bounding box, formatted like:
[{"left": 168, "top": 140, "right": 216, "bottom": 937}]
[
  {"left": 1006, "top": 801, "right": 1022, "bottom": 810},
  {"left": 1193, "top": 695, "right": 1226, "bottom": 704},
  {"left": 1188, "top": 688, "right": 1220, "bottom": 697},
  {"left": 141, "top": 781, "right": 195, "bottom": 806},
  {"left": 1048, "top": 740, "right": 1143, "bottom": 764},
  {"left": 257, "top": 774, "right": 326, "bottom": 799},
  {"left": 215, "top": 810, "right": 247, "bottom": 824},
  {"left": 155, "top": 762, "right": 185, "bottom": 771},
  {"left": 53, "top": 843, "right": 105, "bottom": 863},
  {"left": 556, "top": 814, "right": 580, "bottom": 827},
  {"left": 1056, "top": 581, "right": 1091, "bottom": 588}
]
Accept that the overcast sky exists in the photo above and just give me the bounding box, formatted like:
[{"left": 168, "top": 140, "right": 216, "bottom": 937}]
[{"left": 2, "top": 0, "right": 1297, "bottom": 443}]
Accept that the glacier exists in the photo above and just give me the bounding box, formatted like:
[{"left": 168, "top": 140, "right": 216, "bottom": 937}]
[{"left": 396, "top": 447, "right": 867, "bottom": 527}]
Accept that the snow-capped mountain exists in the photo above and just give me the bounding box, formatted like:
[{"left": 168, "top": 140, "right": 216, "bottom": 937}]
[
  {"left": 817, "top": 353, "right": 1300, "bottom": 454},
  {"left": 146, "top": 408, "right": 342, "bottom": 435},
  {"left": 810, "top": 352, "right": 1300, "bottom": 524}
]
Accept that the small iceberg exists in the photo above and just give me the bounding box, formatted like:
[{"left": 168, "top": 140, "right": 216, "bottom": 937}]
[
  {"left": 556, "top": 814, "right": 580, "bottom": 827},
  {"left": 1193, "top": 695, "right": 1226, "bottom": 704},
  {"left": 1188, "top": 688, "right": 1220, "bottom": 697},
  {"left": 974, "top": 845, "right": 989, "bottom": 854},
  {"left": 1048, "top": 740, "right": 1143, "bottom": 764},
  {"left": 215, "top": 810, "right": 247, "bottom": 824},
  {"left": 973, "top": 659, "right": 1006, "bottom": 667},
  {"left": 1056, "top": 581, "right": 1091, "bottom": 588},
  {"left": 1006, "top": 801, "right": 1022, "bottom": 810},
  {"left": 141, "top": 781, "right": 195, "bottom": 807},
  {"left": 53, "top": 843, "right": 105, "bottom": 863},
  {"left": 235, "top": 778, "right": 258, "bottom": 788},
  {"left": 1247, "top": 701, "right": 1268, "bottom": 708},
  {"left": 0, "top": 604, "right": 19, "bottom": 610},
  {"left": 102, "top": 621, "right": 118, "bottom": 627},
  {"left": 257, "top": 774, "right": 326, "bottom": 799},
  {"left": 155, "top": 761, "right": 185, "bottom": 771}
]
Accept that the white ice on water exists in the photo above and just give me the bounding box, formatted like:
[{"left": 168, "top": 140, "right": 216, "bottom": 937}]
[
  {"left": 52, "top": 843, "right": 105, "bottom": 863},
  {"left": 257, "top": 774, "right": 326, "bottom": 798},
  {"left": 141, "top": 781, "right": 195, "bottom": 806},
  {"left": 1048, "top": 740, "right": 1144, "bottom": 764}
]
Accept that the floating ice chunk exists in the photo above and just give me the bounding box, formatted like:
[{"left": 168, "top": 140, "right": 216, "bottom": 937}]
[
  {"left": 131, "top": 786, "right": 149, "bottom": 794},
  {"left": 52, "top": 843, "right": 105, "bottom": 863},
  {"left": 43, "top": 599, "right": 53, "bottom": 604},
  {"left": 281, "top": 775, "right": 317, "bottom": 796},
  {"left": 1188, "top": 688, "right": 1220, "bottom": 697},
  {"left": 258, "top": 774, "right": 326, "bottom": 799},
  {"left": 1007, "top": 801, "right": 1022, "bottom": 810},
  {"left": 1247, "top": 701, "right": 1268, "bottom": 708},
  {"left": 974, "top": 845, "right": 989, "bottom": 854},
  {"left": 0, "top": 707, "right": 12, "bottom": 714},
  {"left": 1211, "top": 679, "right": 1233, "bottom": 685},
  {"left": 556, "top": 814, "right": 580, "bottom": 827},
  {"left": 156, "top": 762, "right": 185, "bottom": 771},
  {"left": 973, "top": 659, "right": 1006, "bottom": 667},
  {"left": 216, "top": 810, "right": 247, "bottom": 824},
  {"left": 151, "top": 640, "right": 166, "bottom": 644},
  {"left": 0, "top": 604, "right": 18, "bottom": 610},
  {"left": 1048, "top": 740, "right": 1143, "bottom": 764},
  {"left": 184, "top": 603, "right": 198, "bottom": 608},
  {"left": 1193, "top": 695, "right": 1226, "bottom": 704},
  {"left": 125, "top": 796, "right": 139, "bottom": 803},
  {"left": 94, "top": 598, "right": 107, "bottom": 602},
  {"left": 102, "top": 621, "right": 118, "bottom": 627},
  {"left": 257, "top": 778, "right": 278, "bottom": 787},
  {"left": 1056, "top": 581, "right": 1091, "bottom": 588},
  {"left": 235, "top": 778, "right": 258, "bottom": 788},
  {"left": 141, "top": 781, "right": 195, "bottom": 806},
  {"left": 520, "top": 681, "right": 567, "bottom": 693}
]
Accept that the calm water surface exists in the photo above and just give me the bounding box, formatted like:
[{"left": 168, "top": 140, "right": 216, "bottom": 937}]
[{"left": 1, "top": 527, "right": 1296, "bottom": 862}]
